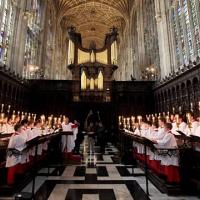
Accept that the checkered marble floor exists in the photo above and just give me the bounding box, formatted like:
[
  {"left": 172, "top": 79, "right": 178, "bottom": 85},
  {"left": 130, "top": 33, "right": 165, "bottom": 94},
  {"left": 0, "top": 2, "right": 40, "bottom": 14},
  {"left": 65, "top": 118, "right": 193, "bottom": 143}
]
[{"left": 19, "top": 138, "right": 199, "bottom": 200}]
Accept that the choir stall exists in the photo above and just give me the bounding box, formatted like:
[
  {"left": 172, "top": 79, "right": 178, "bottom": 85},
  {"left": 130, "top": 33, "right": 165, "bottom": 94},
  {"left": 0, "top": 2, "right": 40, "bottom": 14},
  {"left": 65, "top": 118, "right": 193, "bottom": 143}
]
[{"left": 118, "top": 129, "right": 200, "bottom": 196}]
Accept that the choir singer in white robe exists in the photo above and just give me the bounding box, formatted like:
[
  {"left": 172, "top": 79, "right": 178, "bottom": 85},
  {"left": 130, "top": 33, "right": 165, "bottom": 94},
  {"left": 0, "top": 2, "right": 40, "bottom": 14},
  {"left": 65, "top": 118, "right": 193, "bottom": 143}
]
[
  {"left": 6, "top": 123, "right": 27, "bottom": 185},
  {"left": 61, "top": 117, "right": 77, "bottom": 153}
]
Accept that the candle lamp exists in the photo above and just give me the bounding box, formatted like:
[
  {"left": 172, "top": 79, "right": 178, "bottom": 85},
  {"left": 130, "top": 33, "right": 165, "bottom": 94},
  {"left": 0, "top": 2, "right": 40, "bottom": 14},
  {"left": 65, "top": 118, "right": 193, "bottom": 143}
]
[
  {"left": 7, "top": 105, "right": 11, "bottom": 114},
  {"left": 127, "top": 117, "right": 130, "bottom": 130},
  {"left": 190, "top": 103, "right": 193, "bottom": 112},
  {"left": 40, "top": 115, "right": 45, "bottom": 124},
  {"left": 33, "top": 114, "right": 36, "bottom": 122},
  {"left": 175, "top": 114, "right": 179, "bottom": 129},
  {"left": 54, "top": 117, "right": 57, "bottom": 125},
  {"left": 21, "top": 114, "right": 25, "bottom": 120},
  {"left": 186, "top": 113, "right": 192, "bottom": 129},
  {"left": 1, "top": 113, "right": 5, "bottom": 120},
  {"left": 12, "top": 114, "right": 15, "bottom": 121},
  {"left": 137, "top": 116, "right": 142, "bottom": 125},
  {"left": 118, "top": 116, "right": 121, "bottom": 126},
  {"left": 179, "top": 106, "right": 182, "bottom": 114},
  {"left": 58, "top": 117, "right": 61, "bottom": 124},
  {"left": 48, "top": 116, "right": 52, "bottom": 126},
  {"left": 166, "top": 115, "right": 170, "bottom": 123},
  {"left": 1, "top": 104, "right": 4, "bottom": 113},
  {"left": 131, "top": 116, "right": 135, "bottom": 124}
]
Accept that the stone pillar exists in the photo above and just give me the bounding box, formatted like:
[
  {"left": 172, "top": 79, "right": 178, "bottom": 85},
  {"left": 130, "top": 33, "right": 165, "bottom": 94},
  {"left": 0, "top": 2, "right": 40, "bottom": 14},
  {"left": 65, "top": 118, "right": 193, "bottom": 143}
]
[
  {"left": 155, "top": 0, "right": 172, "bottom": 78},
  {"left": 38, "top": 0, "right": 48, "bottom": 76},
  {"left": 11, "top": 0, "right": 27, "bottom": 76}
]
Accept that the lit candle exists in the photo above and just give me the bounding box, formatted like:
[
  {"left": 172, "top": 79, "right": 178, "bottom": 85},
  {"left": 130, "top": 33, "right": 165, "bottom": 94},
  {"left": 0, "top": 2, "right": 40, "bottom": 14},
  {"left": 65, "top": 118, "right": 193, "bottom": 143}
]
[
  {"left": 175, "top": 114, "right": 179, "bottom": 123},
  {"left": 7, "top": 105, "right": 11, "bottom": 113},
  {"left": 137, "top": 116, "right": 142, "bottom": 125},
  {"left": 163, "top": 112, "right": 165, "bottom": 117},
  {"left": 118, "top": 116, "right": 121, "bottom": 122},
  {"left": 190, "top": 103, "right": 193, "bottom": 111},
  {"left": 27, "top": 113, "right": 30, "bottom": 120},
  {"left": 166, "top": 115, "right": 170, "bottom": 123},
  {"left": 172, "top": 107, "right": 175, "bottom": 114},
  {"left": 54, "top": 117, "right": 57, "bottom": 125},
  {"left": 131, "top": 116, "right": 135, "bottom": 124},
  {"left": 179, "top": 106, "right": 182, "bottom": 113},
  {"left": 21, "top": 114, "right": 25, "bottom": 120},
  {"left": 152, "top": 116, "right": 155, "bottom": 122},
  {"left": 186, "top": 113, "right": 191, "bottom": 124},
  {"left": 1, "top": 113, "right": 4, "bottom": 120},
  {"left": 58, "top": 117, "right": 61, "bottom": 124},
  {"left": 33, "top": 114, "right": 36, "bottom": 122},
  {"left": 1, "top": 104, "right": 4, "bottom": 113},
  {"left": 41, "top": 115, "right": 45, "bottom": 124},
  {"left": 12, "top": 114, "right": 15, "bottom": 121},
  {"left": 199, "top": 102, "right": 200, "bottom": 111},
  {"left": 48, "top": 116, "right": 52, "bottom": 125}
]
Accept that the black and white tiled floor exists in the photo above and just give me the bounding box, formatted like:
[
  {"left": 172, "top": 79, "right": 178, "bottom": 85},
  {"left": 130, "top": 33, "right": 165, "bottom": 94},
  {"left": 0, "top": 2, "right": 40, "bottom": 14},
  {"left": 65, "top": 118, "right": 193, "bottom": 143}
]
[{"left": 20, "top": 136, "right": 199, "bottom": 200}]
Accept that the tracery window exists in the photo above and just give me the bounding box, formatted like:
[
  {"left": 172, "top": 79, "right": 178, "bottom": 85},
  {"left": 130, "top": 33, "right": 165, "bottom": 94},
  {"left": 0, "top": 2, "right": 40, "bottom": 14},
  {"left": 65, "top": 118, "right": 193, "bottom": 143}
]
[
  {"left": 23, "top": 0, "right": 42, "bottom": 79},
  {"left": 172, "top": 9, "right": 181, "bottom": 66},
  {"left": 170, "top": 0, "right": 200, "bottom": 68},
  {"left": 183, "top": 0, "right": 193, "bottom": 58},
  {"left": 190, "top": 0, "right": 200, "bottom": 55},
  {"left": 0, "top": 0, "right": 15, "bottom": 65}
]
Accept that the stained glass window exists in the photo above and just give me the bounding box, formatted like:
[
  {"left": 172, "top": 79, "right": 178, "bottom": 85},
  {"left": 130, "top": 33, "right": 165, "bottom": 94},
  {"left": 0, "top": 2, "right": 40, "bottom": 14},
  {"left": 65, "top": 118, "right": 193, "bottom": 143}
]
[
  {"left": 23, "top": 0, "right": 42, "bottom": 79},
  {"left": 190, "top": 0, "right": 200, "bottom": 55},
  {"left": 183, "top": 0, "right": 193, "bottom": 58},
  {"left": 170, "top": 0, "right": 200, "bottom": 68},
  {"left": 0, "top": 0, "right": 15, "bottom": 65},
  {"left": 172, "top": 9, "right": 181, "bottom": 66}
]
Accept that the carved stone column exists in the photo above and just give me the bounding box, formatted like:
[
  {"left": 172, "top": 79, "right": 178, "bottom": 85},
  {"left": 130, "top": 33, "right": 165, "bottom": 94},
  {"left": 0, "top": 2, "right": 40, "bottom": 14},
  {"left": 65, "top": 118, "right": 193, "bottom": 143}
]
[{"left": 154, "top": 0, "right": 172, "bottom": 78}]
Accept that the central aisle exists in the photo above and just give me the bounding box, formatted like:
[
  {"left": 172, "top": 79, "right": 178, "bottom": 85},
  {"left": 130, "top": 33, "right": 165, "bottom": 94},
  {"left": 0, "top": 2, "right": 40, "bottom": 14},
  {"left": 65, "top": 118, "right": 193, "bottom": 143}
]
[{"left": 21, "top": 136, "right": 199, "bottom": 200}]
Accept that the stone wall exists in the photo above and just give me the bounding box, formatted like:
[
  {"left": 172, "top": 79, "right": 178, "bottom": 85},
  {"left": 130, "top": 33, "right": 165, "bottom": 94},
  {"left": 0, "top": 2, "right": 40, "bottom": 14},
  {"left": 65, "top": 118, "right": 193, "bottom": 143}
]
[{"left": 115, "top": 0, "right": 159, "bottom": 81}]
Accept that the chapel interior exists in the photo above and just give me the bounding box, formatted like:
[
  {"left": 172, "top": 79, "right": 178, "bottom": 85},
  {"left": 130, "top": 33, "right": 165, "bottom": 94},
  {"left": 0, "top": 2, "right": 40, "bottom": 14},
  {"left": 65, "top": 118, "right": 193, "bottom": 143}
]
[{"left": 0, "top": 0, "right": 200, "bottom": 199}]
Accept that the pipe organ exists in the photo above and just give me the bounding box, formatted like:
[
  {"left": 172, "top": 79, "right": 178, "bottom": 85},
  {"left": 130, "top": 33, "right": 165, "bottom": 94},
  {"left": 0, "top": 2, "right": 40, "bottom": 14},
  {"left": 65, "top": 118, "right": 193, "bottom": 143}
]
[
  {"left": 67, "top": 39, "right": 75, "bottom": 65},
  {"left": 67, "top": 27, "right": 118, "bottom": 102}
]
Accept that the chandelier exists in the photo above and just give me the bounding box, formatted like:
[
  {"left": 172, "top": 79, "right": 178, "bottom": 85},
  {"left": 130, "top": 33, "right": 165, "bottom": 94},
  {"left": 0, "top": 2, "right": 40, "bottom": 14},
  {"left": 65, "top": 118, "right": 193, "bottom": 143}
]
[{"left": 141, "top": 64, "right": 158, "bottom": 81}]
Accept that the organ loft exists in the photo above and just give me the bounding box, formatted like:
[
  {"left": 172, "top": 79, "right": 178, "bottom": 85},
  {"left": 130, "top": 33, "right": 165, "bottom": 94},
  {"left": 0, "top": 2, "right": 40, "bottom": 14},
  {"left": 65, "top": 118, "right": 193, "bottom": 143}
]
[
  {"left": 0, "top": 0, "right": 200, "bottom": 199},
  {"left": 67, "top": 26, "right": 118, "bottom": 102}
]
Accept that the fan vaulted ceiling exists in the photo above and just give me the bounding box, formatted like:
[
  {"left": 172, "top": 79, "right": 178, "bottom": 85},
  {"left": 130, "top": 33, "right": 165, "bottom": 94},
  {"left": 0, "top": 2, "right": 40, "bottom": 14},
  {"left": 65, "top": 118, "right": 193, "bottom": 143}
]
[{"left": 56, "top": 0, "right": 132, "bottom": 48}]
